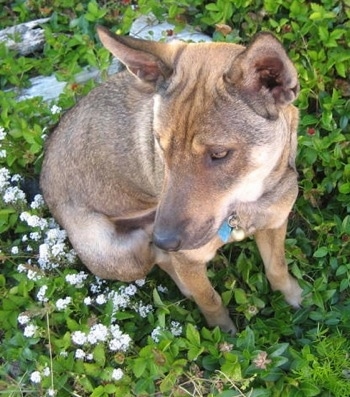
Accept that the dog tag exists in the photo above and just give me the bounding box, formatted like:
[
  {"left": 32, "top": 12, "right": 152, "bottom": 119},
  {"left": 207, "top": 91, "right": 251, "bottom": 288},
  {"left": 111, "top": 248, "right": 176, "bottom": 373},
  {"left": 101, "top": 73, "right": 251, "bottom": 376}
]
[
  {"left": 230, "top": 227, "right": 245, "bottom": 241},
  {"left": 218, "top": 221, "right": 232, "bottom": 243}
]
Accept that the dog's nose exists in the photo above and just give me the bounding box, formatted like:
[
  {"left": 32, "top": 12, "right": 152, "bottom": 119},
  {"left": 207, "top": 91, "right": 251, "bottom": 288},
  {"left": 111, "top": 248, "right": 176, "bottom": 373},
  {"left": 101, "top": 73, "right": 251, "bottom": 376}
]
[{"left": 152, "top": 232, "right": 182, "bottom": 251}]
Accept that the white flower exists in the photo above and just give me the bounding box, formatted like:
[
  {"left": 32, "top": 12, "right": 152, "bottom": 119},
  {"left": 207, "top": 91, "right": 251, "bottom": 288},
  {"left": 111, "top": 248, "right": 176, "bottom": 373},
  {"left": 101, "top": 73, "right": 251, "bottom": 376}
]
[
  {"left": 96, "top": 294, "right": 107, "bottom": 305},
  {"left": 87, "top": 323, "right": 109, "bottom": 344},
  {"left": 65, "top": 249, "right": 77, "bottom": 264},
  {"left": 17, "top": 264, "right": 26, "bottom": 273},
  {"left": 0, "top": 149, "right": 6, "bottom": 158},
  {"left": 108, "top": 290, "right": 130, "bottom": 311},
  {"left": 18, "top": 314, "right": 30, "bottom": 325},
  {"left": 51, "top": 242, "right": 65, "bottom": 257},
  {"left": 157, "top": 285, "right": 168, "bottom": 293},
  {"left": 111, "top": 368, "right": 124, "bottom": 381},
  {"left": 151, "top": 326, "right": 163, "bottom": 343},
  {"left": 75, "top": 349, "right": 86, "bottom": 359},
  {"left": 135, "top": 303, "right": 153, "bottom": 318},
  {"left": 56, "top": 296, "right": 71, "bottom": 310},
  {"left": 108, "top": 334, "right": 131, "bottom": 352},
  {"left": 3, "top": 186, "right": 26, "bottom": 204},
  {"left": 37, "top": 285, "right": 48, "bottom": 302},
  {"left": 50, "top": 105, "right": 62, "bottom": 115},
  {"left": 11, "top": 174, "right": 22, "bottom": 183},
  {"left": 0, "top": 167, "right": 10, "bottom": 190},
  {"left": 20, "top": 212, "right": 48, "bottom": 230},
  {"left": 170, "top": 321, "right": 182, "bottom": 336},
  {"left": 30, "top": 194, "right": 45, "bottom": 209},
  {"left": 47, "top": 388, "right": 56, "bottom": 396},
  {"left": 110, "top": 324, "right": 123, "bottom": 339},
  {"left": 135, "top": 279, "right": 146, "bottom": 287},
  {"left": 46, "top": 227, "right": 66, "bottom": 242},
  {"left": 84, "top": 297, "right": 92, "bottom": 305},
  {"left": 38, "top": 243, "right": 50, "bottom": 266},
  {"left": 42, "top": 366, "right": 51, "bottom": 377},
  {"left": 124, "top": 284, "right": 137, "bottom": 296},
  {"left": 30, "top": 231, "right": 41, "bottom": 241},
  {"left": 11, "top": 246, "right": 19, "bottom": 255},
  {"left": 27, "top": 269, "right": 42, "bottom": 281},
  {"left": 65, "top": 272, "right": 88, "bottom": 287},
  {"left": 86, "top": 353, "right": 93, "bottom": 361},
  {"left": 0, "top": 127, "right": 6, "bottom": 140},
  {"left": 90, "top": 277, "right": 107, "bottom": 294},
  {"left": 71, "top": 331, "right": 87, "bottom": 346},
  {"left": 24, "top": 324, "right": 38, "bottom": 338},
  {"left": 108, "top": 325, "right": 132, "bottom": 351},
  {"left": 30, "top": 371, "right": 41, "bottom": 383}
]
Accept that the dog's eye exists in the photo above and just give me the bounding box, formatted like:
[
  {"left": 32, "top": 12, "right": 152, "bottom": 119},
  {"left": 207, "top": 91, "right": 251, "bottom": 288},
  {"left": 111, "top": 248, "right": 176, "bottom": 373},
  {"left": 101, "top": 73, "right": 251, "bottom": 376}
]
[{"left": 210, "top": 150, "right": 229, "bottom": 160}]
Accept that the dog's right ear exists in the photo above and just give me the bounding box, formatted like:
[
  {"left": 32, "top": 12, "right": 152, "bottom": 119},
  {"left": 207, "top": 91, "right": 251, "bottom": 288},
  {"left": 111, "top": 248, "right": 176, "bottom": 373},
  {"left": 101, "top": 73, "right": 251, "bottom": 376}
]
[{"left": 97, "top": 25, "right": 173, "bottom": 83}]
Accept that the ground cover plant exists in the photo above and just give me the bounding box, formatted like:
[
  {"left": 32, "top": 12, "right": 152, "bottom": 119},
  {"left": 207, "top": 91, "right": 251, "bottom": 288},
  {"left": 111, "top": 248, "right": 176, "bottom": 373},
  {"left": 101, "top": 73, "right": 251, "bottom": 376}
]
[{"left": 0, "top": 0, "right": 349, "bottom": 396}]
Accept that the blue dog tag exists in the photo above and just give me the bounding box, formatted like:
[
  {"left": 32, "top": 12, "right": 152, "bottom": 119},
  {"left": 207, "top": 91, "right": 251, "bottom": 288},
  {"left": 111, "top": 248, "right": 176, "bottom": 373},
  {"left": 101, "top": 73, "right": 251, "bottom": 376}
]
[{"left": 218, "top": 221, "right": 232, "bottom": 243}]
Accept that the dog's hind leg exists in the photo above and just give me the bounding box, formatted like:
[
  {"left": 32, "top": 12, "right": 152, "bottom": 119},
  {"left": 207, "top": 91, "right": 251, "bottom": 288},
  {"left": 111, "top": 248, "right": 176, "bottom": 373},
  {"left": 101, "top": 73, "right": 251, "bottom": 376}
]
[
  {"left": 158, "top": 251, "right": 237, "bottom": 334},
  {"left": 60, "top": 207, "right": 156, "bottom": 282},
  {"left": 254, "top": 221, "right": 302, "bottom": 308}
]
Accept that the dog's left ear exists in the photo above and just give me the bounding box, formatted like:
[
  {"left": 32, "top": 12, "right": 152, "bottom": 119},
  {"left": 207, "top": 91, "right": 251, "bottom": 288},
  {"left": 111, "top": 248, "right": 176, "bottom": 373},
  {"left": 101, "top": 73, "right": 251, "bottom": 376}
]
[{"left": 226, "top": 33, "right": 299, "bottom": 120}]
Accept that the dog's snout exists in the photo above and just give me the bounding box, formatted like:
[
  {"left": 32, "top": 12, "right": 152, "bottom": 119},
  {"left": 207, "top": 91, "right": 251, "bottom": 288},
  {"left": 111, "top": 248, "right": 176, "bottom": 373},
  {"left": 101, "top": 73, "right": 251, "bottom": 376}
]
[{"left": 152, "top": 232, "right": 182, "bottom": 252}]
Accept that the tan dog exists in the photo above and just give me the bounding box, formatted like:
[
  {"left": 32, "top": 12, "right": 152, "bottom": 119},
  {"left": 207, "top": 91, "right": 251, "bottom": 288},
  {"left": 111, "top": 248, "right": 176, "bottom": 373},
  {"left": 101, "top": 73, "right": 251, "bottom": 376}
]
[{"left": 40, "top": 26, "right": 303, "bottom": 333}]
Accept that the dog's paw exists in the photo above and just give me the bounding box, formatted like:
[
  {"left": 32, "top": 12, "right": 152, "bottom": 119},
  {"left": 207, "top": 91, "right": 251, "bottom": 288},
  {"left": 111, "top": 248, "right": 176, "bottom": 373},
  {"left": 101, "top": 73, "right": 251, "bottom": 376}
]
[{"left": 283, "top": 277, "right": 303, "bottom": 308}]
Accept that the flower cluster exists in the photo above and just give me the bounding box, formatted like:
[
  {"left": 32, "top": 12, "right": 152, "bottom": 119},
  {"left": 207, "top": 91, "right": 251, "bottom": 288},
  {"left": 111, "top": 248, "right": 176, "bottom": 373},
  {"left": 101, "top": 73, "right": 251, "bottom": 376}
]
[
  {"left": 0, "top": 166, "right": 26, "bottom": 206},
  {"left": 70, "top": 322, "right": 131, "bottom": 381},
  {"left": 19, "top": 210, "right": 76, "bottom": 270},
  {"left": 0, "top": 127, "right": 7, "bottom": 160},
  {"left": 3, "top": 164, "right": 185, "bottom": 394},
  {"left": 151, "top": 321, "right": 183, "bottom": 343}
]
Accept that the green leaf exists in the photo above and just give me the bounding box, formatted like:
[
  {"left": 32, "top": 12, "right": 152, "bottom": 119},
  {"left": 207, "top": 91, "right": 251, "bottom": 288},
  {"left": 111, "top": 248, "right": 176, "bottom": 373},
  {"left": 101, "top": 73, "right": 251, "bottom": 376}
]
[
  {"left": 153, "top": 288, "right": 164, "bottom": 307},
  {"left": 205, "top": 3, "right": 219, "bottom": 11},
  {"left": 313, "top": 247, "right": 328, "bottom": 258},
  {"left": 188, "top": 345, "right": 205, "bottom": 361},
  {"left": 132, "top": 358, "right": 147, "bottom": 378},
  {"left": 339, "top": 182, "right": 350, "bottom": 194},
  {"left": 312, "top": 291, "right": 325, "bottom": 309},
  {"left": 84, "top": 363, "right": 101, "bottom": 377},
  {"left": 250, "top": 389, "right": 274, "bottom": 397},
  {"left": 268, "top": 343, "right": 289, "bottom": 358},
  {"left": 104, "top": 384, "right": 117, "bottom": 393},
  {"left": 299, "top": 381, "right": 321, "bottom": 396},
  {"left": 234, "top": 288, "right": 248, "bottom": 304},
  {"left": 186, "top": 324, "right": 201, "bottom": 346},
  {"left": 221, "top": 361, "right": 242, "bottom": 381},
  {"left": 90, "top": 385, "right": 105, "bottom": 397},
  {"left": 134, "top": 377, "right": 155, "bottom": 395},
  {"left": 237, "top": 326, "right": 255, "bottom": 350},
  {"left": 93, "top": 344, "right": 106, "bottom": 366},
  {"left": 159, "top": 372, "right": 177, "bottom": 393}
]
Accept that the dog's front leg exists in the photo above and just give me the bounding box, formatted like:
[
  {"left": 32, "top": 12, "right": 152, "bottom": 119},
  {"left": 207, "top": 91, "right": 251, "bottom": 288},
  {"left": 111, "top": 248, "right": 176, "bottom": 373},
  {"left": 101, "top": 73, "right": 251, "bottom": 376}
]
[
  {"left": 254, "top": 221, "right": 302, "bottom": 308},
  {"left": 158, "top": 251, "right": 236, "bottom": 334}
]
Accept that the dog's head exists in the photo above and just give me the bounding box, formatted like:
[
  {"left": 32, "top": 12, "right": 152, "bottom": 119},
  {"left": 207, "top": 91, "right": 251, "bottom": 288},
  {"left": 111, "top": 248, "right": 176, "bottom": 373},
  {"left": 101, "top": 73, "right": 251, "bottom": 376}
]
[{"left": 97, "top": 27, "right": 299, "bottom": 251}]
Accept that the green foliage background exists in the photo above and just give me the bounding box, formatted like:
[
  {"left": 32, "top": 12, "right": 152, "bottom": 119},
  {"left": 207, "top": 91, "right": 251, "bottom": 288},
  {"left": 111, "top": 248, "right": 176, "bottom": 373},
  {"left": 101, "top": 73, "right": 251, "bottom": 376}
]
[{"left": 0, "top": 0, "right": 349, "bottom": 396}]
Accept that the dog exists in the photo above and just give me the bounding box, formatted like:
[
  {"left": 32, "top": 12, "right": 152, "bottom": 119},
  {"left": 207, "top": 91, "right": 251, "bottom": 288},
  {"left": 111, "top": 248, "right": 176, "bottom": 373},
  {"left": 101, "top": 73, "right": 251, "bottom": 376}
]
[{"left": 40, "top": 26, "right": 303, "bottom": 333}]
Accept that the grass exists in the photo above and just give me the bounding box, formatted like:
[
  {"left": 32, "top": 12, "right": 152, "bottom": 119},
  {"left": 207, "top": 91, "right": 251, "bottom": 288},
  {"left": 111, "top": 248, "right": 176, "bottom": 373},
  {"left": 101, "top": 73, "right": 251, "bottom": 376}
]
[{"left": 0, "top": 0, "right": 349, "bottom": 396}]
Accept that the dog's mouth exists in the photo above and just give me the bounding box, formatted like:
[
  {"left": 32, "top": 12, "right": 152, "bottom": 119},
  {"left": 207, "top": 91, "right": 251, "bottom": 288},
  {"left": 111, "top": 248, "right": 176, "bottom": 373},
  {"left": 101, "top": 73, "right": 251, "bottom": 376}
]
[
  {"left": 152, "top": 213, "right": 217, "bottom": 251},
  {"left": 152, "top": 217, "right": 217, "bottom": 252}
]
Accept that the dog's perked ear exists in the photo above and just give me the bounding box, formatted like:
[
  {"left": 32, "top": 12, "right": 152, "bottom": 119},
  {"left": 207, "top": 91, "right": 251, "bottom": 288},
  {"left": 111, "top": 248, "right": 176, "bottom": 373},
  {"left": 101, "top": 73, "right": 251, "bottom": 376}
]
[
  {"left": 96, "top": 25, "right": 174, "bottom": 83},
  {"left": 226, "top": 32, "right": 299, "bottom": 120}
]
